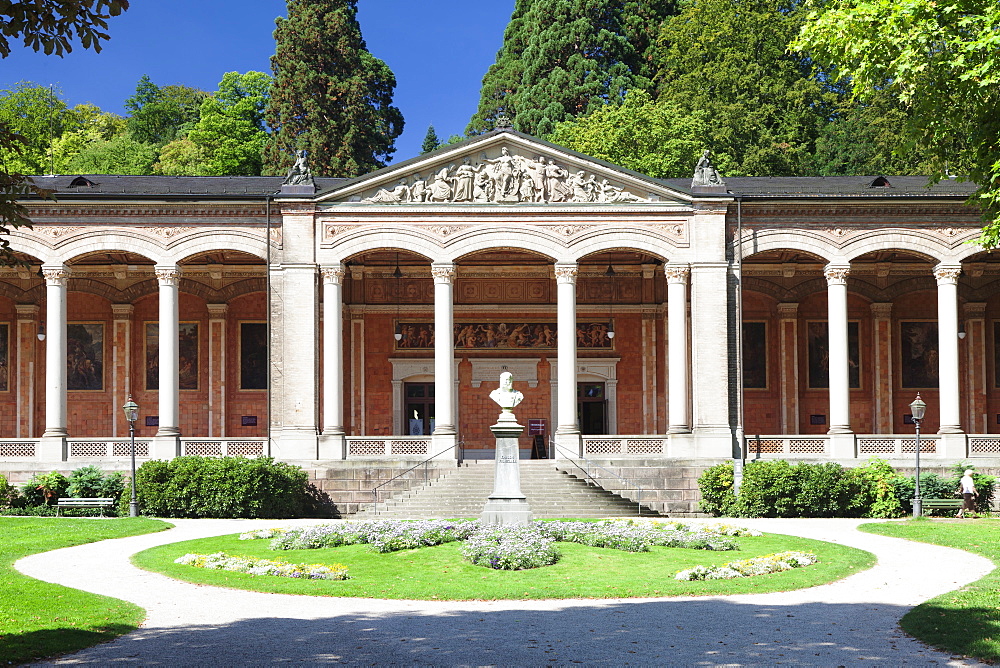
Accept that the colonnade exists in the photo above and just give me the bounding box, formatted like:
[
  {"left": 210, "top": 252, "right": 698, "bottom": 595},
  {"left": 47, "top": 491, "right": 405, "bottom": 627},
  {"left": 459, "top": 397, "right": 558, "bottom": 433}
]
[
  {"left": 40, "top": 263, "right": 185, "bottom": 442},
  {"left": 317, "top": 260, "right": 696, "bottom": 454},
  {"left": 821, "top": 261, "right": 963, "bottom": 435}
]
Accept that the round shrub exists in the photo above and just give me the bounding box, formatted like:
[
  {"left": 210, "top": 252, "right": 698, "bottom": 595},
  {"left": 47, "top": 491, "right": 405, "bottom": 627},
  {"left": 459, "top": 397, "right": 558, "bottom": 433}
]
[
  {"left": 133, "top": 456, "right": 310, "bottom": 518},
  {"left": 697, "top": 461, "right": 737, "bottom": 516}
]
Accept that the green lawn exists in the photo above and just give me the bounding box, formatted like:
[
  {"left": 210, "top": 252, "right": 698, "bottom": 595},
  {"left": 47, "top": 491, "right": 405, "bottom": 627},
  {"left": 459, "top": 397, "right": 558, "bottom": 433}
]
[
  {"left": 134, "top": 530, "right": 874, "bottom": 600},
  {"left": 860, "top": 518, "right": 1000, "bottom": 664},
  {"left": 0, "top": 517, "right": 171, "bottom": 665}
]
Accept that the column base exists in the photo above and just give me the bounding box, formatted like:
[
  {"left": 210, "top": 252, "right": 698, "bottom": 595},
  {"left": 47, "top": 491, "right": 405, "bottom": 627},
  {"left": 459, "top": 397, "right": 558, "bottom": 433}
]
[
  {"left": 37, "top": 436, "right": 67, "bottom": 461},
  {"left": 937, "top": 432, "right": 967, "bottom": 459},
  {"left": 481, "top": 498, "right": 532, "bottom": 527},
  {"left": 553, "top": 432, "right": 581, "bottom": 459},
  {"left": 318, "top": 433, "right": 346, "bottom": 460},
  {"left": 431, "top": 432, "right": 459, "bottom": 459},
  {"left": 156, "top": 427, "right": 181, "bottom": 437},
  {"left": 667, "top": 426, "right": 692, "bottom": 435},
  {"left": 827, "top": 433, "right": 857, "bottom": 458},
  {"left": 150, "top": 436, "right": 180, "bottom": 460}
]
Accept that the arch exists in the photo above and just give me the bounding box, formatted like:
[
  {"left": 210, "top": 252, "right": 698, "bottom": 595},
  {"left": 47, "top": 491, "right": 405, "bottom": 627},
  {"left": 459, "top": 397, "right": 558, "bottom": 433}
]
[
  {"left": 7, "top": 234, "right": 58, "bottom": 265},
  {"left": 326, "top": 228, "right": 439, "bottom": 264},
  {"left": 437, "top": 226, "right": 565, "bottom": 262},
  {"left": 739, "top": 230, "right": 837, "bottom": 262},
  {"left": 842, "top": 230, "right": 949, "bottom": 263},
  {"left": 168, "top": 230, "right": 269, "bottom": 263},
  {"left": 54, "top": 232, "right": 165, "bottom": 265},
  {"left": 568, "top": 229, "right": 674, "bottom": 263},
  {"left": 0, "top": 282, "right": 42, "bottom": 304}
]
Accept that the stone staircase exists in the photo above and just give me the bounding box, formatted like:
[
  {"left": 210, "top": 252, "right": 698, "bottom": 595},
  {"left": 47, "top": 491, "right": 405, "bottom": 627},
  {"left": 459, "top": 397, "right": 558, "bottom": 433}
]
[{"left": 355, "top": 460, "right": 663, "bottom": 519}]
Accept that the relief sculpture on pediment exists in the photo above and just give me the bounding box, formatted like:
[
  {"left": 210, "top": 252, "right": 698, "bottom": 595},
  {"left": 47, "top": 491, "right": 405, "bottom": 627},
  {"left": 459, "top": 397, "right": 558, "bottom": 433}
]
[{"left": 362, "top": 148, "right": 648, "bottom": 205}]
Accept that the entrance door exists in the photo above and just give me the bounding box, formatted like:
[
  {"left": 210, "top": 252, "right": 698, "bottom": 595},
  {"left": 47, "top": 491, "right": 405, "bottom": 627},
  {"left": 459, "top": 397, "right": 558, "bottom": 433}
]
[
  {"left": 578, "top": 382, "right": 607, "bottom": 435},
  {"left": 404, "top": 382, "right": 435, "bottom": 435}
]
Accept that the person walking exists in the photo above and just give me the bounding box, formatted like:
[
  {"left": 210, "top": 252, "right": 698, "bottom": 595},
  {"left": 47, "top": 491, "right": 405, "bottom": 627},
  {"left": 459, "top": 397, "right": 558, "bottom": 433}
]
[{"left": 957, "top": 469, "right": 978, "bottom": 518}]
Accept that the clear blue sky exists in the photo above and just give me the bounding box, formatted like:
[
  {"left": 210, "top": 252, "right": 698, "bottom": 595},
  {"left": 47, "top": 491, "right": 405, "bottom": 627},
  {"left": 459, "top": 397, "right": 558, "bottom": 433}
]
[{"left": 0, "top": 0, "right": 515, "bottom": 163}]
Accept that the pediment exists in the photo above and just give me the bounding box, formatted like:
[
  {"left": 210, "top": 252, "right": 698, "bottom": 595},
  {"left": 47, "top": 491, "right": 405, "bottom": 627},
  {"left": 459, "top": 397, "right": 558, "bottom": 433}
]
[{"left": 316, "top": 132, "right": 691, "bottom": 206}]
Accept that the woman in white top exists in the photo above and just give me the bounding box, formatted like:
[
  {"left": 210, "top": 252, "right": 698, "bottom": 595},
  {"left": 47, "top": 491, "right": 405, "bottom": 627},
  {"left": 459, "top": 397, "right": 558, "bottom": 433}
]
[{"left": 958, "top": 469, "right": 977, "bottom": 518}]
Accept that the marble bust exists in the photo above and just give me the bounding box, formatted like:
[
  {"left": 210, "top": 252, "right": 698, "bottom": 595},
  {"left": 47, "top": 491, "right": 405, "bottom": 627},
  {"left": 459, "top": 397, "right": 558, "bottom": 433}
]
[{"left": 490, "top": 371, "right": 524, "bottom": 412}]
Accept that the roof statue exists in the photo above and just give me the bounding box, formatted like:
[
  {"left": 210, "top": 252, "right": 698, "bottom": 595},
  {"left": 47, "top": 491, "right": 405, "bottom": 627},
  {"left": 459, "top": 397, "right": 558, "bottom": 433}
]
[
  {"left": 495, "top": 114, "right": 514, "bottom": 131},
  {"left": 691, "top": 149, "right": 726, "bottom": 192},
  {"left": 281, "top": 150, "right": 316, "bottom": 194}
]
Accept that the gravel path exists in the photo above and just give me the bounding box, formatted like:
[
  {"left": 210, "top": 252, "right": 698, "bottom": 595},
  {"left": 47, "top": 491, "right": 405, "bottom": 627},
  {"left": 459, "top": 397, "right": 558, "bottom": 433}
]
[{"left": 16, "top": 517, "right": 993, "bottom": 666}]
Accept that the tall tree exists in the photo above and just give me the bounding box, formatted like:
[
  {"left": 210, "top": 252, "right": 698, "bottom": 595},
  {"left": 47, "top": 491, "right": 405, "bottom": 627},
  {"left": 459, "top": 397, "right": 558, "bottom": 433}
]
[
  {"left": 792, "top": 0, "right": 1000, "bottom": 246},
  {"left": 265, "top": 0, "right": 403, "bottom": 177},
  {"left": 420, "top": 125, "right": 441, "bottom": 153},
  {"left": 654, "top": 0, "right": 837, "bottom": 176},
  {"left": 467, "top": 0, "right": 675, "bottom": 137},
  {"left": 0, "top": 82, "right": 71, "bottom": 174},
  {"left": 124, "top": 75, "right": 207, "bottom": 146},
  {"left": 185, "top": 71, "right": 271, "bottom": 175}
]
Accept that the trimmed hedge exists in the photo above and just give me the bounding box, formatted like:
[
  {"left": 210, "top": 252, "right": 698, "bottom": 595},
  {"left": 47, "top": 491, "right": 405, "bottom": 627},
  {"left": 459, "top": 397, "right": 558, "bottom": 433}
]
[
  {"left": 698, "top": 459, "right": 994, "bottom": 518},
  {"left": 132, "top": 456, "right": 312, "bottom": 518}
]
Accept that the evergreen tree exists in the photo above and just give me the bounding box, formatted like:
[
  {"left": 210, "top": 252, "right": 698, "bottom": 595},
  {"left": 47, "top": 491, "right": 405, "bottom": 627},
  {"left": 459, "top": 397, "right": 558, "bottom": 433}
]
[
  {"left": 265, "top": 0, "right": 403, "bottom": 177},
  {"left": 420, "top": 125, "right": 441, "bottom": 153},
  {"left": 467, "top": 0, "right": 675, "bottom": 137}
]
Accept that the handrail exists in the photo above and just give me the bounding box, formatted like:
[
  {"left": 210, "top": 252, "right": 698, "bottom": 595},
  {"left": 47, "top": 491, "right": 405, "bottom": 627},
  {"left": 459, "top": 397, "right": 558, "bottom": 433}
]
[
  {"left": 370, "top": 442, "right": 462, "bottom": 516},
  {"left": 550, "top": 439, "right": 645, "bottom": 516}
]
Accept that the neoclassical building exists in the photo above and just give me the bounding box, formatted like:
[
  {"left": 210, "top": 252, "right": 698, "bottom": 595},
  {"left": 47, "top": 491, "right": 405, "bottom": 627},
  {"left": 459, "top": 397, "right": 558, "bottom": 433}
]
[{"left": 2, "top": 128, "right": 999, "bottom": 484}]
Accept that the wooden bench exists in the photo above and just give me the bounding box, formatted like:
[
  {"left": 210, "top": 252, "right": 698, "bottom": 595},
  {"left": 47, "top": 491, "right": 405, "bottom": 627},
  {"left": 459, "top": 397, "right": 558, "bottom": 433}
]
[
  {"left": 55, "top": 497, "right": 115, "bottom": 517},
  {"left": 920, "top": 498, "right": 963, "bottom": 516}
]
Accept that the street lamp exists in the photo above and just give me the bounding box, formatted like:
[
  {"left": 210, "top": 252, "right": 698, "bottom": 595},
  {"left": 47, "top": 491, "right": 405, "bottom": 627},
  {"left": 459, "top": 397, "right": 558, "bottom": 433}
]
[
  {"left": 909, "top": 393, "right": 927, "bottom": 518},
  {"left": 122, "top": 396, "right": 139, "bottom": 517}
]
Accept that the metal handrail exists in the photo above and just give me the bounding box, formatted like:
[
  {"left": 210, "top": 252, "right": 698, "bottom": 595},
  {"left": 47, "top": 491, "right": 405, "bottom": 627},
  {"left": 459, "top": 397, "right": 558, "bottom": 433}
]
[
  {"left": 370, "top": 442, "right": 462, "bottom": 516},
  {"left": 550, "top": 439, "right": 645, "bottom": 516}
]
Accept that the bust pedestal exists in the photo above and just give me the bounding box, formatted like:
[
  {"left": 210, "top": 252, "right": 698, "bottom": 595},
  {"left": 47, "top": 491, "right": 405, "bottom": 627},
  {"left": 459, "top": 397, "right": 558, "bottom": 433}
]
[{"left": 481, "top": 411, "right": 532, "bottom": 526}]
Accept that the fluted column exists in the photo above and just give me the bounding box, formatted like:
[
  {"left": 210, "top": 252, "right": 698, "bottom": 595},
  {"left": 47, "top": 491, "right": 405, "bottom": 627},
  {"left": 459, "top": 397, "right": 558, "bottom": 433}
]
[
  {"left": 935, "top": 264, "right": 963, "bottom": 433},
  {"left": 42, "top": 265, "right": 69, "bottom": 438},
  {"left": 665, "top": 263, "right": 690, "bottom": 433},
  {"left": 432, "top": 263, "right": 456, "bottom": 437},
  {"left": 555, "top": 263, "right": 580, "bottom": 452},
  {"left": 825, "top": 263, "right": 852, "bottom": 434},
  {"left": 321, "top": 265, "right": 345, "bottom": 437},
  {"left": 155, "top": 265, "right": 181, "bottom": 437}
]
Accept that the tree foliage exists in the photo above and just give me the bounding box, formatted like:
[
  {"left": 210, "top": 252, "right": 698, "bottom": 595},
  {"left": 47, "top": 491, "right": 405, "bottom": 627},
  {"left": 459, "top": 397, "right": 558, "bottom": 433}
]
[
  {"left": 265, "top": 0, "right": 403, "bottom": 177},
  {"left": 124, "top": 75, "right": 207, "bottom": 146},
  {"left": 467, "top": 0, "right": 674, "bottom": 137},
  {"left": 547, "top": 89, "right": 705, "bottom": 177},
  {"left": 420, "top": 125, "right": 441, "bottom": 153},
  {"left": 0, "top": 0, "right": 129, "bottom": 57},
  {"left": 792, "top": 0, "right": 1000, "bottom": 246},
  {"left": 186, "top": 71, "right": 271, "bottom": 175}
]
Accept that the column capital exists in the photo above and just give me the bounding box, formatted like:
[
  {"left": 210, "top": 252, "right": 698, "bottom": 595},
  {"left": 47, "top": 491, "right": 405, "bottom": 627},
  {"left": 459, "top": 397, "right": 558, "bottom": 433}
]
[
  {"left": 933, "top": 263, "right": 962, "bottom": 284},
  {"left": 776, "top": 302, "right": 799, "bottom": 318},
  {"left": 823, "top": 263, "right": 851, "bottom": 284},
  {"left": 870, "top": 302, "right": 893, "bottom": 319},
  {"left": 964, "top": 301, "right": 987, "bottom": 318},
  {"left": 207, "top": 303, "right": 229, "bottom": 318},
  {"left": 320, "top": 265, "right": 346, "bottom": 284},
  {"left": 154, "top": 265, "right": 182, "bottom": 286},
  {"left": 111, "top": 304, "right": 135, "bottom": 319},
  {"left": 663, "top": 263, "right": 691, "bottom": 284},
  {"left": 15, "top": 304, "right": 40, "bottom": 318},
  {"left": 554, "top": 263, "right": 578, "bottom": 284},
  {"left": 431, "top": 263, "right": 455, "bottom": 284},
  {"left": 41, "top": 265, "right": 70, "bottom": 285}
]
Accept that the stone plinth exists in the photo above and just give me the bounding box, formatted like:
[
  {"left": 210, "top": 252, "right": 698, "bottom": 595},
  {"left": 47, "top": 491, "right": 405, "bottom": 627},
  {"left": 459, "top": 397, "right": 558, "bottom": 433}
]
[{"left": 481, "top": 418, "right": 532, "bottom": 526}]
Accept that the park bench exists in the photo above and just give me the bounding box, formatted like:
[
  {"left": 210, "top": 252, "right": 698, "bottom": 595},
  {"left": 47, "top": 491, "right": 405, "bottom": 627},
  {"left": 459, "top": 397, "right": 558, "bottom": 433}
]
[
  {"left": 55, "top": 497, "right": 115, "bottom": 517},
  {"left": 920, "top": 498, "right": 963, "bottom": 516}
]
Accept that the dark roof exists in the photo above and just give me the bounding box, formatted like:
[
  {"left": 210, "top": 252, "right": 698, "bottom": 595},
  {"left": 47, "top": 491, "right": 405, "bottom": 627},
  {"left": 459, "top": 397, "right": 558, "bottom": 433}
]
[
  {"left": 660, "top": 175, "right": 979, "bottom": 198},
  {"left": 25, "top": 174, "right": 345, "bottom": 198}
]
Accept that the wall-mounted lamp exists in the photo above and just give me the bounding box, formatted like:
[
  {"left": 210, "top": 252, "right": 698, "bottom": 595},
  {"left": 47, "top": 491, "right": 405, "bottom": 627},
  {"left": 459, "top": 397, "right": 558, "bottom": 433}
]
[
  {"left": 958, "top": 322, "right": 967, "bottom": 340},
  {"left": 36, "top": 323, "right": 45, "bottom": 342},
  {"left": 393, "top": 257, "right": 403, "bottom": 342},
  {"left": 605, "top": 263, "right": 616, "bottom": 340}
]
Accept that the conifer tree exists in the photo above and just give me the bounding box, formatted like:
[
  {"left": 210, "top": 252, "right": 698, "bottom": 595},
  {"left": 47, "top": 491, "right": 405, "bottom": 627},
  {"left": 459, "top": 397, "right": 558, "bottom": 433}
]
[
  {"left": 420, "top": 125, "right": 441, "bottom": 153},
  {"left": 467, "top": 0, "right": 675, "bottom": 137},
  {"left": 265, "top": 0, "right": 403, "bottom": 177}
]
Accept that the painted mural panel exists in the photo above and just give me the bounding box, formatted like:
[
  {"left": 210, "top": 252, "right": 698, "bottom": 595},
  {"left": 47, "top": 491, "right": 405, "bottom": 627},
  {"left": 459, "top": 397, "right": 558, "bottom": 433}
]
[
  {"left": 742, "top": 322, "right": 767, "bottom": 389},
  {"left": 240, "top": 322, "right": 267, "bottom": 390},
  {"left": 145, "top": 322, "right": 199, "bottom": 391},
  {"left": 900, "top": 321, "right": 939, "bottom": 388},
  {"left": 67, "top": 323, "right": 103, "bottom": 391},
  {"left": 394, "top": 322, "right": 612, "bottom": 350},
  {"left": 0, "top": 323, "right": 9, "bottom": 392}
]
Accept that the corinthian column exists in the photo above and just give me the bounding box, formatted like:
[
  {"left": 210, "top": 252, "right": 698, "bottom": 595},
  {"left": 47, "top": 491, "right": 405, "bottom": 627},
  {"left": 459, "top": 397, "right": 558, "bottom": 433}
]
[
  {"left": 42, "top": 265, "right": 70, "bottom": 438},
  {"left": 155, "top": 265, "right": 181, "bottom": 437},
  {"left": 321, "top": 265, "right": 346, "bottom": 438},
  {"left": 824, "top": 263, "right": 852, "bottom": 434},
  {"left": 665, "top": 263, "right": 690, "bottom": 433},
  {"left": 432, "top": 263, "right": 457, "bottom": 441},
  {"left": 935, "top": 264, "right": 963, "bottom": 433},
  {"left": 554, "top": 263, "right": 580, "bottom": 456}
]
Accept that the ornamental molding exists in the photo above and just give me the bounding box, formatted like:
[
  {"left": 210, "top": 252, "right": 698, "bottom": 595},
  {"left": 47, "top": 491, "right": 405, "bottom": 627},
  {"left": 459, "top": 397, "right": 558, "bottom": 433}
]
[
  {"left": 26, "top": 204, "right": 266, "bottom": 219},
  {"left": 554, "top": 265, "right": 578, "bottom": 283},
  {"left": 320, "top": 266, "right": 346, "bottom": 283},
  {"left": 430, "top": 265, "right": 455, "bottom": 283},
  {"left": 415, "top": 224, "right": 471, "bottom": 239},
  {"left": 933, "top": 265, "right": 962, "bottom": 283},
  {"left": 42, "top": 267, "right": 70, "bottom": 284},
  {"left": 155, "top": 268, "right": 182, "bottom": 285},
  {"left": 34, "top": 226, "right": 84, "bottom": 239},
  {"left": 823, "top": 265, "right": 851, "bottom": 283},
  {"left": 663, "top": 264, "right": 691, "bottom": 283},
  {"left": 870, "top": 303, "right": 893, "bottom": 318}
]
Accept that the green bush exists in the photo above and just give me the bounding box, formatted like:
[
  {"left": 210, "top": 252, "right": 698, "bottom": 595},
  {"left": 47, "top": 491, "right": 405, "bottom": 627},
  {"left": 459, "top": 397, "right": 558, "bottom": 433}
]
[
  {"left": 133, "top": 456, "right": 311, "bottom": 518},
  {"left": 0, "top": 474, "right": 19, "bottom": 508},
  {"left": 20, "top": 471, "right": 69, "bottom": 506},
  {"left": 846, "top": 458, "right": 903, "bottom": 518},
  {"left": 732, "top": 460, "right": 799, "bottom": 517},
  {"left": 697, "top": 461, "right": 736, "bottom": 516},
  {"left": 67, "top": 465, "right": 126, "bottom": 500}
]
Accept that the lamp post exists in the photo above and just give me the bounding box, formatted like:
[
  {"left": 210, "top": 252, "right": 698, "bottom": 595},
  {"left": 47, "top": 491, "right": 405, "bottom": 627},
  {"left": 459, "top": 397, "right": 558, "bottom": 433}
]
[
  {"left": 122, "top": 396, "right": 139, "bottom": 517},
  {"left": 910, "top": 393, "right": 926, "bottom": 518}
]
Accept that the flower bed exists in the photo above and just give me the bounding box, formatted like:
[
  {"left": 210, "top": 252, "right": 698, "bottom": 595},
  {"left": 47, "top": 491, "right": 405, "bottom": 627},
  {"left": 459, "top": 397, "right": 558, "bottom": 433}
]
[
  {"left": 175, "top": 551, "right": 349, "bottom": 580},
  {"left": 674, "top": 551, "right": 817, "bottom": 581},
  {"left": 237, "top": 519, "right": 763, "bottom": 571}
]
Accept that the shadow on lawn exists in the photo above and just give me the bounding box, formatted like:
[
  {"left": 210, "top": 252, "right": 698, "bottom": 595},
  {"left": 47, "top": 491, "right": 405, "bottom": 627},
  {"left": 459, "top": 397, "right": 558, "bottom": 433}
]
[
  {"left": 1, "top": 624, "right": 136, "bottom": 664},
  {"left": 29, "top": 599, "right": 968, "bottom": 665}
]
